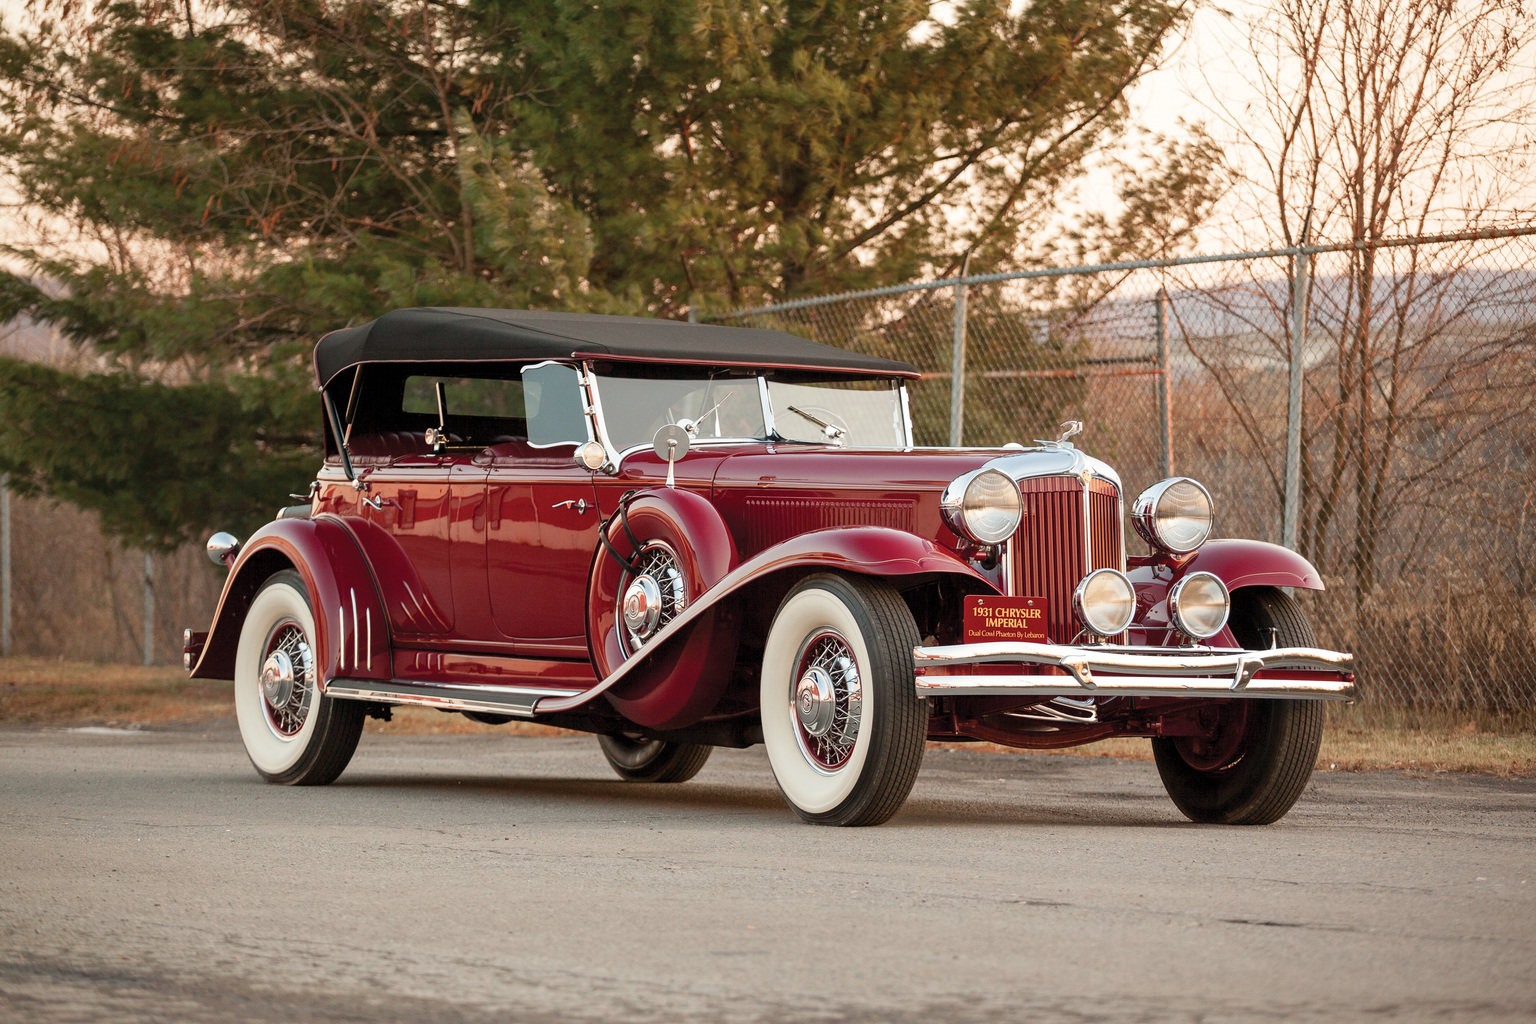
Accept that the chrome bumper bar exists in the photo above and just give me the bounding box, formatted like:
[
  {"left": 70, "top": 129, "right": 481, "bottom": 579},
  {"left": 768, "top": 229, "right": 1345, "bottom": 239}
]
[{"left": 912, "top": 642, "right": 1355, "bottom": 700}]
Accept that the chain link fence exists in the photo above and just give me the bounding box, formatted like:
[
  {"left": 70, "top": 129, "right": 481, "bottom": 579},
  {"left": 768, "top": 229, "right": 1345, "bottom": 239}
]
[{"left": 709, "top": 228, "right": 1536, "bottom": 713}]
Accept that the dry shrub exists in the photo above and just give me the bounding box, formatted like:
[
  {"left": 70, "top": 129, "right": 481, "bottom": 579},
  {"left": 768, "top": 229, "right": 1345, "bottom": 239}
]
[{"left": 5, "top": 494, "right": 223, "bottom": 664}]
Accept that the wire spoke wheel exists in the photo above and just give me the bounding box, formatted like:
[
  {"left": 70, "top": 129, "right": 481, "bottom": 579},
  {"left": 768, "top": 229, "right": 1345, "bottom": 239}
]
[
  {"left": 618, "top": 541, "right": 688, "bottom": 652},
  {"left": 259, "top": 621, "right": 315, "bottom": 738},
  {"left": 791, "top": 630, "right": 863, "bottom": 772},
  {"left": 761, "top": 573, "right": 927, "bottom": 827},
  {"left": 235, "top": 570, "right": 365, "bottom": 786}
]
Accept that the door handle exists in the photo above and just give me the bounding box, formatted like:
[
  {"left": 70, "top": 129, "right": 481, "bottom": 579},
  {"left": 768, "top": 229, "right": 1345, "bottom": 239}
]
[
  {"left": 550, "top": 498, "right": 590, "bottom": 514},
  {"left": 361, "top": 495, "right": 400, "bottom": 512}
]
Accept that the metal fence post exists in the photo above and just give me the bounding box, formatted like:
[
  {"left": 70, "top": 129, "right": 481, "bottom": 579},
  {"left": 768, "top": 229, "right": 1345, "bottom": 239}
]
[
  {"left": 1154, "top": 288, "right": 1173, "bottom": 478},
  {"left": 948, "top": 252, "right": 971, "bottom": 447},
  {"left": 143, "top": 550, "right": 154, "bottom": 667},
  {"left": 1282, "top": 209, "right": 1314, "bottom": 551},
  {"left": 1, "top": 473, "right": 10, "bottom": 657}
]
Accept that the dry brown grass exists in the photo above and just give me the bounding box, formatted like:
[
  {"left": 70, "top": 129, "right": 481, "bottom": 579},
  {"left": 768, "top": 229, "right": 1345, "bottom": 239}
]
[
  {"left": 0, "top": 657, "right": 230, "bottom": 727},
  {"left": 3, "top": 657, "right": 1530, "bottom": 776}
]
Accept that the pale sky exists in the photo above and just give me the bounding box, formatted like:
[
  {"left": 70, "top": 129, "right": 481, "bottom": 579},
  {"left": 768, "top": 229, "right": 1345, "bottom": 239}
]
[{"left": 1, "top": 1, "right": 1530, "bottom": 275}]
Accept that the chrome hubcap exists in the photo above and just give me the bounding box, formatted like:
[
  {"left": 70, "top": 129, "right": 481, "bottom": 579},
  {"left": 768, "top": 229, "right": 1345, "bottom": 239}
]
[
  {"left": 260, "top": 650, "right": 296, "bottom": 708},
  {"left": 260, "top": 623, "right": 313, "bottom": 738},
  {"left": 795, "top": 667, "right": 836, "bottom": 737},
  {"left": 622, "top": 576, "right": 663, "bottom": 638},
  {"left": 619, "top": 543, "right": 687, "bottom": 652},
  {"left": 791, "top": 631, "right": 862, "bottom": 772}
]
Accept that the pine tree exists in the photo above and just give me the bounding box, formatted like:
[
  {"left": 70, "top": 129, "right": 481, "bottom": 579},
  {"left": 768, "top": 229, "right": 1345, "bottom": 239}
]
[{"left": 0, "top": 0, "right": 1192, "bottom": 548}]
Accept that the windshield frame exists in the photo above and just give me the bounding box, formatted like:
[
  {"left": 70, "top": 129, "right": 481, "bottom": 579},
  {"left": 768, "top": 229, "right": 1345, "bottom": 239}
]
[{"left": 583, "top": 363, "right": 912, "bottom": 466}]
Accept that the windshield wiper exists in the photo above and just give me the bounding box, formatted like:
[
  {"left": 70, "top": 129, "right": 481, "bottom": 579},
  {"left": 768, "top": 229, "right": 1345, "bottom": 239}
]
[{"left": 786, "top": 406, "right": 846, "bottom": 444}]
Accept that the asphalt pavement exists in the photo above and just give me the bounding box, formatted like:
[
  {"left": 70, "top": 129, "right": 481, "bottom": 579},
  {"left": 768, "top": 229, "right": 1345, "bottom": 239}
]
[{"left": 2, "top": 725, "right": 1532, "bottom": 1023}]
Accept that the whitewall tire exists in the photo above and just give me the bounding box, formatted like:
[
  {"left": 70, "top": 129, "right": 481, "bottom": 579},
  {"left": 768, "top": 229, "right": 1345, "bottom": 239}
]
[
  {"left": 235, "top": 570, "right": 364, "bottom": 785},
  {"left": 760, "top": 573, "right": 927, "bottom": 826}
]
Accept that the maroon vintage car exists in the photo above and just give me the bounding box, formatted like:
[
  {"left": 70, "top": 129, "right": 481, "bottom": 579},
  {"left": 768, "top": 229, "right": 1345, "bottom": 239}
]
[{"left": 185, "top": 308, "right": 1354, "bottom": 826}]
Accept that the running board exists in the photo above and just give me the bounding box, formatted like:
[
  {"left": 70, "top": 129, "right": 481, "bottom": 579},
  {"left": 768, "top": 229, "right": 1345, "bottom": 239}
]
[{"left": 325, "top": 678, "right": 584, "bottom": 718}]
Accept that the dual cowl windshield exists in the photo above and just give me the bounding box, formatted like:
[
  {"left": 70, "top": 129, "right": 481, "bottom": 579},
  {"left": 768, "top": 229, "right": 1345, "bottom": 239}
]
[{"left": 592, "top": 372, "right": 908, "bottom": 451}]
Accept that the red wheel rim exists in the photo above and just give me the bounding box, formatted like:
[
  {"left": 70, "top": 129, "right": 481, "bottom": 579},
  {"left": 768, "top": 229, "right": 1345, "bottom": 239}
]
[
  {"left": 259, "top": 619, "right": 314, "bottom": 738},
  {"left": 790, "top": 629, "right": 863, "bottom": 773},
  {"left": 1172, "top": 701, "right": 1252, "bottom": 772}
]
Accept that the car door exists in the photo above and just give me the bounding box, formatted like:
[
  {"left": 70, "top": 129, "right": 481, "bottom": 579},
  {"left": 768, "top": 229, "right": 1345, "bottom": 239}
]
[
  {"left": 349, "top": 443, "right": 456, "bottom": 637},
  {"left": 486, "top": 362, "right": 600, "bottom": 648}
]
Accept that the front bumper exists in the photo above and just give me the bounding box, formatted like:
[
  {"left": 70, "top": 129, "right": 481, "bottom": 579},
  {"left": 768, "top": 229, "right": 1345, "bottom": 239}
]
[{"left": 913, "top": 642, "right": 1355, "bottom": 700}]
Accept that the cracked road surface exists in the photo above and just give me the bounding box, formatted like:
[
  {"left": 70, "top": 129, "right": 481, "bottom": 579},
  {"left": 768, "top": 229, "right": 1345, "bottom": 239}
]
[{"left": 2, "top": 727, "right": 1532, "bottom": 1023}]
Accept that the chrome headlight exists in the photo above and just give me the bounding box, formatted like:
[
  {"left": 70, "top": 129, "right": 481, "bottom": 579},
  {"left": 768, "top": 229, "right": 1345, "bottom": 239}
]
[
  {"left": 941, "top": 468, "right": 1023, "bottom": 545},
  {"left": 1168, "top": 571, "right": 1230, "bottom": 639},
  {"left": 1072, "top": 568, "right": 1136, "bottom": 636},
  {"left": 1131, "top": 477, "right": 1214, "bottom": 554}
]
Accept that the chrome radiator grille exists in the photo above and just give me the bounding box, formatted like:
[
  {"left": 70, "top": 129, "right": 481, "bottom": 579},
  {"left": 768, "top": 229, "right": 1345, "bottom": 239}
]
[{"left": 1010, "top": 476, "right": 1124, "bottom": 642}]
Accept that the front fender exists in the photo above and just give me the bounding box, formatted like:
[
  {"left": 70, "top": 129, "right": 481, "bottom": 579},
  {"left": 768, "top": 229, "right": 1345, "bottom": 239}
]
[
  {"left": 189, "top": 515, "right": 390, "bottom": 683},
  {"left": 1182, "top": 539, "right": 1325, "bottom": 591},
  {"left": 542, "top": 526, "right": 993, "bottom": 721},
  {"left": 1127, "top": 538, "right": 1324, "bottom": 646}
]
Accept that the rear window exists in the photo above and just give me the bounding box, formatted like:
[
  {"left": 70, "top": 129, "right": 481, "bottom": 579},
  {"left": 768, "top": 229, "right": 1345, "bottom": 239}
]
[{"left": 403, "top": 376, "right": 527, "bottom": 419}]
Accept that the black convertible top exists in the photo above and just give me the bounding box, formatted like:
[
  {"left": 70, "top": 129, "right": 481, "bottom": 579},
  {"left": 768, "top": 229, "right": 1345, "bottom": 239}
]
[{"left": 313, "top": 307, "right": 918, "bottom": 386}]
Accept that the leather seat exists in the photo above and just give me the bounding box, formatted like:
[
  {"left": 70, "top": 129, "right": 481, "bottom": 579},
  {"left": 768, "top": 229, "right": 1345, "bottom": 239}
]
[{"left": 348, "top": 431, "right": 428, "bottom": 460}]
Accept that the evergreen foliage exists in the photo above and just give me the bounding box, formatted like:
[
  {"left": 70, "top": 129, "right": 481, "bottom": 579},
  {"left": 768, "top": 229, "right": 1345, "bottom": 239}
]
[{"left": 0, "top": 0, "right": 1194, "bottom": 547}]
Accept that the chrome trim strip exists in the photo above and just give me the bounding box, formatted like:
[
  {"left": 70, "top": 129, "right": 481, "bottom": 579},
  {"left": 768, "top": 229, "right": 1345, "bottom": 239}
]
[
  {"left": 350, "top": 588, "right": 358, "bottom": 669},
  {"left": 1080, "top": 470, "right": 1092, "bottom": 575},
  {"left": 986, "top": 447, "right": 1123, "bottom": 494},
  {"left": 757, "top": 374, "right": 777, "bottom": 438},
  {"left": 999, "top": 538, "right": 1014, "bottom": 597},
  {"left": 326, "top": 679, "right": 584, "bottom": 718},
  {"left": 912, "top": 642, "right": 1355, "bottom": 700}
]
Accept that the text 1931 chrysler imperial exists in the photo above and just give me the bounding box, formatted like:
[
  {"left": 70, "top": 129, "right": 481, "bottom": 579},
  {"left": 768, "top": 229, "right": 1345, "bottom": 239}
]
[{"left": 185, "top": 308, "right": 1354, "bottom": 826}]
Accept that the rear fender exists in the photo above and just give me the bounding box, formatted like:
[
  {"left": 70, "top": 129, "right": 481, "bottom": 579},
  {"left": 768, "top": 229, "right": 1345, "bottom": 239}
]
[
  {"left": 189, "top": 516, "right": 391, "bottom": 683},
  {"left": 545, "top": 526, "right": 994, "bottom": 724},
  {"left": 1128, "top": 538, "right": 1324, "bottom": 646}
]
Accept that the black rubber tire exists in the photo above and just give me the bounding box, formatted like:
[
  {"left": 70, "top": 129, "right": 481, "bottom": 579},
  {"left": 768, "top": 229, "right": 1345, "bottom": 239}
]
[
  {"left": 1153, "top": 587, "right": 1324, "bottom": 825},
  {"left": 462, "top": 711, "right": 517, "bottom": 725},
  {"left": 597, "top": 734, "right": 713, "bottom": 783},
  {"left": 762, "top": 573, "right": 928, "bottom": 827},
  {"left": 241, "top": 571, "right": 366, "bottom": 787}
]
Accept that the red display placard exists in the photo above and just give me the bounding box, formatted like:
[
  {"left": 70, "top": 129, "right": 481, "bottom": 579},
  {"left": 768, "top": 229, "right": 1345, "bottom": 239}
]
[{"left": 963, "top": 595, "right": 1050, "bottom": 643}]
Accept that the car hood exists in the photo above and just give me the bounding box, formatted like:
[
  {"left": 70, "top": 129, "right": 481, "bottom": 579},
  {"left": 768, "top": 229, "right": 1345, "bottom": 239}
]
[{"left": 706, "top": 445, "right": 1119, "bottom": 561}]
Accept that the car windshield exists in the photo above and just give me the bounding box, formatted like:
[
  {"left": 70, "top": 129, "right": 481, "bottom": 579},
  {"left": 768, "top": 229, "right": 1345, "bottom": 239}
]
[
  {"left": 594, "top": 374, "right": 766, "bottom": 450},
  {"left": 765, "top": 379, "right": 905, "bottom": 447},
  {"left": 593, "top": 372, "right": 906, "bottom": 451}
]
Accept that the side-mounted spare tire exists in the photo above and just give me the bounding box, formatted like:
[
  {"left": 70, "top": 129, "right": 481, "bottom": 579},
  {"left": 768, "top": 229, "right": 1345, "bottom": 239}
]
[{"left": 585, "top": 489, "right": 740, "bottom": 730}]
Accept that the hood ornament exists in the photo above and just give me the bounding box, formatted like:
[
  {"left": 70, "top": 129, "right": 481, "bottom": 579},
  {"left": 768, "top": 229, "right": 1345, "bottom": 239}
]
[{"left": 1034, "top": 420, "right": 1083, "bottom": 450}]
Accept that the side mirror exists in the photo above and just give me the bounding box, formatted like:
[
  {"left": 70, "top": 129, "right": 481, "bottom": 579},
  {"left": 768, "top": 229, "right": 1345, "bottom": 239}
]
[
  {"left": 652, "top": 424, "right": 691, "bottom": 487},
  {"left": 206, "top": 532, "right": 241, "bottom": 567}
]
